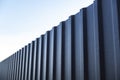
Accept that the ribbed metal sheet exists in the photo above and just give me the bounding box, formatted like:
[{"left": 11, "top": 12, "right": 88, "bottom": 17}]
[{"left": 0, "top": 0, "right": 120, "bottom": 80}]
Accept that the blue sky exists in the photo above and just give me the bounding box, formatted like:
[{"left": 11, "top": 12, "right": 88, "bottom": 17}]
[{"left": 0, "top": 0, "right": 94, "bottom": 62}]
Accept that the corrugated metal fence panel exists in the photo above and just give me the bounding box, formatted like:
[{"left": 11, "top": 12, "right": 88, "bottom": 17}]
[{"left": 0, "top": 0, "right": 120, "bottom": 80}]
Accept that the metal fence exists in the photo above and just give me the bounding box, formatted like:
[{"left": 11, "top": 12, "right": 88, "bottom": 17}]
[{"left": 0, "top": 0, "right": 120, "bottom": 80}]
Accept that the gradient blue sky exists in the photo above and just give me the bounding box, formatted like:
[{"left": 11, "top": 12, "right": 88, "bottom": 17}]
[{"left": 0, "top": 0, "right": 94, "bottom": 62}]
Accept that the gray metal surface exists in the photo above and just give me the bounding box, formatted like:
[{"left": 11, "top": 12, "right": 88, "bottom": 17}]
[{"left": 0, "top": 0, "right": 120, "bottom": 80}]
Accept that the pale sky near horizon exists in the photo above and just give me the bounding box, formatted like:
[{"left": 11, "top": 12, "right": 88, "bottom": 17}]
[{"left": 0, "top": 0, "right": 94, "bottom": 62}]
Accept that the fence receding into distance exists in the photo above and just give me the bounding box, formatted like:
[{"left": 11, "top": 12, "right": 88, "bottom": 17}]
[{"left": 0, "top": 0, "right": 120, "bottom": 80}]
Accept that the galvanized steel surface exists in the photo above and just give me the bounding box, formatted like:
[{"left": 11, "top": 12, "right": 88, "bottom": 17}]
[{"left": 0, "top": 0, "right": 120, "bottom": 80}]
